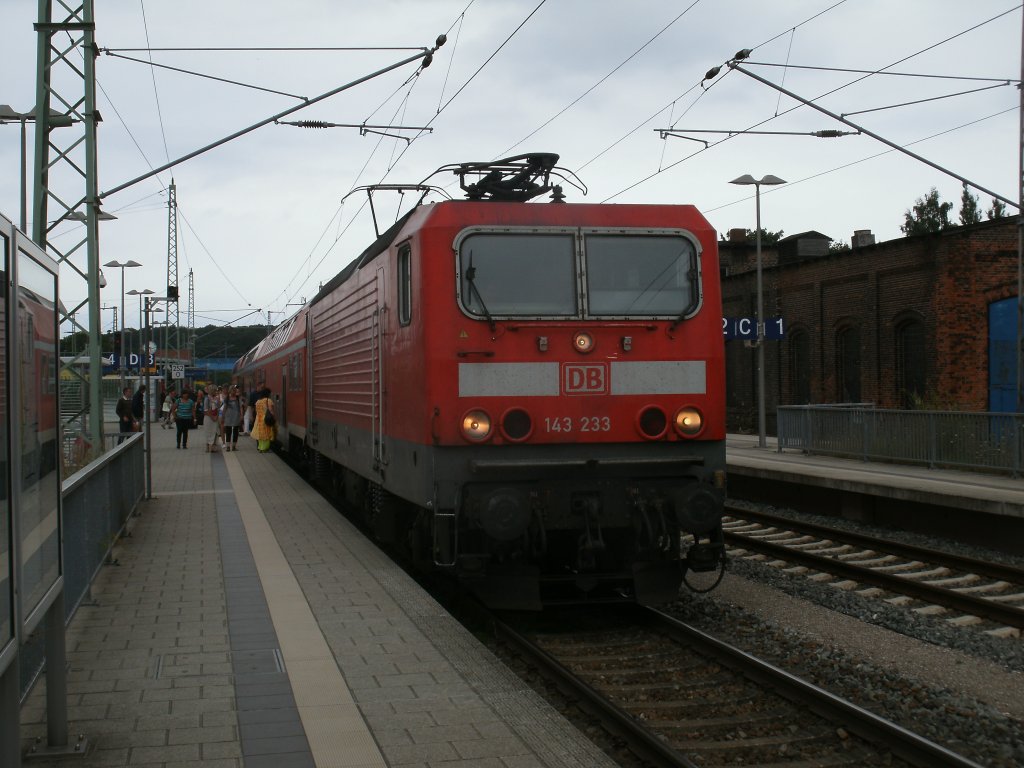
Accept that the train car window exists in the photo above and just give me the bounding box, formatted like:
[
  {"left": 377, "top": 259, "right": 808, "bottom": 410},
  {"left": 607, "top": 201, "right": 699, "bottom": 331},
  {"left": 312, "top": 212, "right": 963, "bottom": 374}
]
[
  {"left": 458, "top": 233, "right": 576, "bottom": 317},
  {"left": 398, "top": 245, "right": 412, "bottom": 326},
  {"left": 15, "top": 249, "right": 60, "bottom": 627},
  {"left": 583, "top": 234, "right": 697, "bottom": 317}
]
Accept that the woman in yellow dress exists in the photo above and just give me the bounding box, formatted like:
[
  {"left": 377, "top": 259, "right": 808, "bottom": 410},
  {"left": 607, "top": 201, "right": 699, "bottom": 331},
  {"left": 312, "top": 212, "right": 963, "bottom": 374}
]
[{"left": 250, "top": 388, "right": 276, "bottom": 453}]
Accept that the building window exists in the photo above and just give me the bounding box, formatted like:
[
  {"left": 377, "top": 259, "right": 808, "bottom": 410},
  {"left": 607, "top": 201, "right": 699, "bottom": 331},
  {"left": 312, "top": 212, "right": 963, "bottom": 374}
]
[
  {"left": 788, "top": 329, "right": 811, "bottom": 404},
  {"left": 836, "top": 325, "right": 861, "bottom": 403},
  {"left": 895, "top": 317, "right": 926, "bottom": 407},
  {"left": 398, "top": 245, "right": 412, "bottom": 326}
]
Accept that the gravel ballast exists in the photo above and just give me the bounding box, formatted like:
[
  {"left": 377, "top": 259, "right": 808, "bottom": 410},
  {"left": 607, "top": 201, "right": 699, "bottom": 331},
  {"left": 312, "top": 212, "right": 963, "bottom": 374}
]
[{"left": 664, "top": 503, "right": 1024, "bottom": 767}]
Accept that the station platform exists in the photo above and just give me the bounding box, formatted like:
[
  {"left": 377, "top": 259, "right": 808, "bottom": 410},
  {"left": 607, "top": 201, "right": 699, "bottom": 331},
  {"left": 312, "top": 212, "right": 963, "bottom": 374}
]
[
  {"left": 725, "top": 433, "right": 1024, "bottom": 524},
  {"left": 18, "top": 428, "right": 617, "bottom": 768}
]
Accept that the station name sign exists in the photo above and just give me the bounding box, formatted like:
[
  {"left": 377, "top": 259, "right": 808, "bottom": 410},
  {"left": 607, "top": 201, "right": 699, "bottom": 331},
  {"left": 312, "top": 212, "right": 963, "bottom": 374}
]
[
  {"left": 723, "top": 317, "right": 785, "bottom": 340},
  {"left": 108, "top": 353, "right": 156, "bottom": 368}
]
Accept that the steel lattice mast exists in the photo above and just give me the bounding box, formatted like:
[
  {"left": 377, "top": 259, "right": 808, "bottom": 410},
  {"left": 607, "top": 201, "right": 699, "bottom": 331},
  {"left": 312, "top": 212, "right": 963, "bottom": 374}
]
[
  {"left": 188, "top": 268, "right": 195, "bottom": 365},
  {"left": 33, "top": 0, "right": 106, "bottom": 458},
  {"left": 166, "top": 180, "right": 179, "bottom": 368}
]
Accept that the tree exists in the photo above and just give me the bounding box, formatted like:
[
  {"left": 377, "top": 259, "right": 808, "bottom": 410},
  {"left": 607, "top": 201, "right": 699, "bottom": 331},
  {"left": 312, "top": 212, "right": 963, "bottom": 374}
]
[
  {"left": 987, "top": 197, "right": 1008, "bottom": 220},
  {"left": 958, "top": 184, "right": 981, "bottom": 226},
  {"left": 828, "top": 240, "right": 850, "bottom": 254},
  {"left": 901, "top": 187, "right": 952, "bottom": 236},
  {"left": 746, "top": 228, "right": 784, "bottom": 244}
]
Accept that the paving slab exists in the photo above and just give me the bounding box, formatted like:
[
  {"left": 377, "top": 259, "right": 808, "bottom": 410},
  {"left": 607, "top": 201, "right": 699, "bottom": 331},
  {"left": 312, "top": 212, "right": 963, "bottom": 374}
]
[{"left": 19, "top": 422, "right": 616, "bottom": 768}]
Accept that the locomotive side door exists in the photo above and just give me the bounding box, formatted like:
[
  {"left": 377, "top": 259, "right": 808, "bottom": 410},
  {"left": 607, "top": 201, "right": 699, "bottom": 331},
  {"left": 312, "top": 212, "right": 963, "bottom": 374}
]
[{"left": 372, "top": 266, "right": 388, "bottom": 471}]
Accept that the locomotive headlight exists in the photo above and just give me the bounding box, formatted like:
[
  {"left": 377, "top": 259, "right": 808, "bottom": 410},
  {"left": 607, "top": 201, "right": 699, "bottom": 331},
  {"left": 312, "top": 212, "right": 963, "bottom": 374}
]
[
  {"left": 674, "top": 406, "right": 704, "bottom": 437},
  {"left": 572, "top": 331, "right": 595, "bottom": 353},
  {"left": 461, "top": 409, "right": 493, "bottom": 442}
]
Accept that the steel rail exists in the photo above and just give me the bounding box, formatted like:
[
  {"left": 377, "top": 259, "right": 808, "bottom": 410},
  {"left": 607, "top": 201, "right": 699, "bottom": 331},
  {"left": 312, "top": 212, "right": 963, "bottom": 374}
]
[
  {"left": 726, "top": 505, "right": 1024, "bottom": 583},
  {"left": 723, "top": 528, "right": 1024, "bottom": 629},
  {"left": 645, "top": 608, "right": 986, "bottom": 768},
  {"left": 491, "top": 617, "right": 701, "bottom": 768}
]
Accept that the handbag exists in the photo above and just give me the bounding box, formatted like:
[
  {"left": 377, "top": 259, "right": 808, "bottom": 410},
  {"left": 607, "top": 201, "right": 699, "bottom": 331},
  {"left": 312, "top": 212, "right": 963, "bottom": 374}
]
[{"left": 263, "top": 409, "right": 276, "bottom": 428}]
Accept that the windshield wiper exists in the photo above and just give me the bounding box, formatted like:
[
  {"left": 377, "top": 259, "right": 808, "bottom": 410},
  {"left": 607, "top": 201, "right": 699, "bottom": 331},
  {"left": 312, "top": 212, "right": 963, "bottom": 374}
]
[
  {"left": 668, "top": 259, "right": 699, "bottom": 332},
  {"left": 465, "top": 251, "right": 496, "bottom": 332}
]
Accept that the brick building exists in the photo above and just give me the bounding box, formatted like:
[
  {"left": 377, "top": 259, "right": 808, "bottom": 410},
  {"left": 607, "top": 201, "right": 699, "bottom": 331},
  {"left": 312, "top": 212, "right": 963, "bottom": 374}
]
[{"left": 718, "top": 215, "right": 1020, "bottom": 433}]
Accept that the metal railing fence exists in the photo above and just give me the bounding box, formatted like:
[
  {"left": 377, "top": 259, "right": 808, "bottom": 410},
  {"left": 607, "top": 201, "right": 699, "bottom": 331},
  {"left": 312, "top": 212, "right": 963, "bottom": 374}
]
[
  {"left": 777, "top": 405, "right": 1024, "bottom": 475},
  {"left": 20, "top": 434, "right": 144, "bottom": 699}
]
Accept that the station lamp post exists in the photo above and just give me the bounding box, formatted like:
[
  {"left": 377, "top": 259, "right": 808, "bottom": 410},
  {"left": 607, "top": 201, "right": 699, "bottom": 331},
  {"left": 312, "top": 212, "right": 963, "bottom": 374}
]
[
  {"left": 143, "top": 296, "right": 174, "bottom": 498},
  {"left": 128, "top": 288, "right": 155, "bottom": 374},
  {"left": 104, "top": 259, "right": 142, "bottom": 389},
  {"left": 729, "top": 173, "right": 785, "bottom": 449}
]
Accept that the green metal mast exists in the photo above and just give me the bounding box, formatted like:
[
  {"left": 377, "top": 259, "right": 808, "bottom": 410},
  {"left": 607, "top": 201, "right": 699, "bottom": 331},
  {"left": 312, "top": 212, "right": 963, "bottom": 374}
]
[
  {"left": 34, "top": 0, "right": 105, "bottom": 458},
  {"left": 166, "top": 181, "right": 179, "bottom": 368}
]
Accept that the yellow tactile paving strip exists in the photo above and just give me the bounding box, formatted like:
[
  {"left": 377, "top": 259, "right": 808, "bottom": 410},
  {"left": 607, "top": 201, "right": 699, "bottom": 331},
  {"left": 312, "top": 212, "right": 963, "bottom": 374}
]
[{"left": 224, "top": 455, "right": 387, "bottom": 768}]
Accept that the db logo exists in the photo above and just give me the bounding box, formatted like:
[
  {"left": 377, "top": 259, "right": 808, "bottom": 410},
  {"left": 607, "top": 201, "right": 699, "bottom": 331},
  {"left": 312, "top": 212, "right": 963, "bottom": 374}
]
[{"left": 563, "top": 364, "right": 607, "bottom": 395}]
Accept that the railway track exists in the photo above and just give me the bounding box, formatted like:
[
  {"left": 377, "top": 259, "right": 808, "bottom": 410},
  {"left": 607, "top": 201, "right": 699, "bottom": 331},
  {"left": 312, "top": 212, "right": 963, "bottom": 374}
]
[
  {"left": 493, "top": 606, "right": 984, "bottom": 768},
  {"left": 723, "top": 505, "right": 1024, "bottom": 636}
]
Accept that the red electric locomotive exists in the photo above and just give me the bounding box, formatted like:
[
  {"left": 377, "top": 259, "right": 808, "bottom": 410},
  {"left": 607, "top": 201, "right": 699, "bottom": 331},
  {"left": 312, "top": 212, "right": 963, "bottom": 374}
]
[{"left": 237, "top": 154, "right": 726, "bottom": 609}]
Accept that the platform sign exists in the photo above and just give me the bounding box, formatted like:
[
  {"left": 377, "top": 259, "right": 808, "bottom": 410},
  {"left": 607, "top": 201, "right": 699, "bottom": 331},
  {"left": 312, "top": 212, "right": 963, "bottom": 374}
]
[
  {"left": 109, "top": 352, "right": 155, "bottom": 369},
  {"left": 723, "top": 316, "right": 786, "bottom": 341}
]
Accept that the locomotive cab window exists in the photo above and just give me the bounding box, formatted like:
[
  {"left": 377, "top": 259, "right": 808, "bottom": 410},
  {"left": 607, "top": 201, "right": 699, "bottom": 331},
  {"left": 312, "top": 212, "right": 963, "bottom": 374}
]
[
  {"left": 583, "top": 234, "right": 698, "bottom": 317},
  {"left": 457, "top": 232, "right": 577, "bottom": 317}
]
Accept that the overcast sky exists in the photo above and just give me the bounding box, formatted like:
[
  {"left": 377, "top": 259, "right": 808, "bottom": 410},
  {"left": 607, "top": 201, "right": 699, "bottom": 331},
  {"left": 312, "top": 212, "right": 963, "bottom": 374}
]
[{"left": 1, "top": 1, "right": 1019, "bottom": 337}]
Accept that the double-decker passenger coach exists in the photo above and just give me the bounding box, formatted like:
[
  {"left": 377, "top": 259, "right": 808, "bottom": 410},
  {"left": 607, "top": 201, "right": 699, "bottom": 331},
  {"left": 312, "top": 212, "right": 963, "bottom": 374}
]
[{"left": 238, "top": 154, "right": 727, "bottom": 608}]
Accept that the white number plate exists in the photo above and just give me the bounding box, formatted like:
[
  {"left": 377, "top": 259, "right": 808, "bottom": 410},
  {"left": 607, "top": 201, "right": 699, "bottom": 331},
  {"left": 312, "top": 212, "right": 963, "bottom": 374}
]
[{"left": 544, "top": 416, "right": 612, "bottom": 433}]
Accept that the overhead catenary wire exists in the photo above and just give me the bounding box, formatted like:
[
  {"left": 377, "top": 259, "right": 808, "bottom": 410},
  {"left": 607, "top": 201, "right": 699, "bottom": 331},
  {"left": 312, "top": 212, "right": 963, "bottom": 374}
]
[
  {"left": 605, "top": 4, "right": 1019, "bottom": 203},
  {"left": 139, "top": 0, "right": 172, "bottom": 166},
  {"left": 496, "top": 0, "right": 704, "bottom": 158},
  {"left": 728, "top": 60, "right": 1018, "bottom": 209},
  {"left": 540, "top": 0, "right": 851, "bottom": 184},
  {"left": 435, "top": 0, "right": 476, "bottom": 113},
  {"left": 745, "top": 61, "right": 1021, "bottom": 84},
  {"left": 703, "top": 106, "right": 1018, "bottom": 217},
  {"left": 102, "top": 51, "right": 310, "bottom": 101},
  {"left": 274, "top": 0, "right": 547, "bottom": 315},
  {"left": 840, "top": 82, "right": 1014, "bottom": 118}
]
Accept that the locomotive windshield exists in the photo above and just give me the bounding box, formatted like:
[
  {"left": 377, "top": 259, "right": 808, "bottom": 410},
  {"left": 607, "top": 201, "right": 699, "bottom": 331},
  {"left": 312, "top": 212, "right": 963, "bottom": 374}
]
[
  {"left": 456, "top": 229, "right": 699, "bottom": 319},
  {"left": 458, "top": 233, "right": 577, "bottom": 316},
  {"left": 583, "top": 234, "right": 698, "bottom": 316}
]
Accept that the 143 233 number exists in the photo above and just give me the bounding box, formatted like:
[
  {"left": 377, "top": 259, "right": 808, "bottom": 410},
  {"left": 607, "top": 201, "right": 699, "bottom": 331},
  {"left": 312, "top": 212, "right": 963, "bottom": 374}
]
[{"left": 544, "top": 416, "right": 611, "bottom": 433}]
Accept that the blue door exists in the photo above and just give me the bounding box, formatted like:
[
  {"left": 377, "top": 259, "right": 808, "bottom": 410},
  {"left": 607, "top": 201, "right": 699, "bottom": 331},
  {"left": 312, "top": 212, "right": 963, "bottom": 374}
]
[{"left": 989, "top": 297, "right": 1018, "bottom": 412}]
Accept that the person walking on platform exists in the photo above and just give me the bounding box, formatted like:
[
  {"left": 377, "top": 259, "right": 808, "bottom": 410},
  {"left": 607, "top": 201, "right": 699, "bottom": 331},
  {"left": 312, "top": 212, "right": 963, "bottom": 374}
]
[
  {"left": 116, "top": 386, "right": 133, "bottom": 443},
  {"left": 195, "top": 386, "right": 207, "bottom": 430},
  {"left": 221, "top": 386, "right": 243, "bottom": 451},
  {"left": 242, "top": 390, "right": 253, "bottom": 434},
  {"left": 251, "top": 388, "right": 275, "bottom": 453},
  {"left": 175, "top": 390, "right": 197, "bottom": 449},
  {"left": 202, "top": 385, "right": 221, "bottom": 452},
  {"left": 131, "top": 384, "right": 146, "bottom": 427},
  {"left": 162, "top": 388, "right": 177, "bottom": 428}
]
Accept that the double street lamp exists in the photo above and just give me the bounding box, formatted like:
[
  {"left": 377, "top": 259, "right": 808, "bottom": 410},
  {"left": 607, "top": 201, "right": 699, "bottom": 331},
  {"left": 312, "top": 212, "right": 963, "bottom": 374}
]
[
  {"left": 729, "top": 173, "right": 786, "bottom": 449},
  {"left": 104, "top": 259, "right": 142, "bottom": 388},
  {"left": 128, "top": 288, "right": 156, "bottom": 374},
  {"left": 0, "top": 104, "right": 74, "bottom": 232}
]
